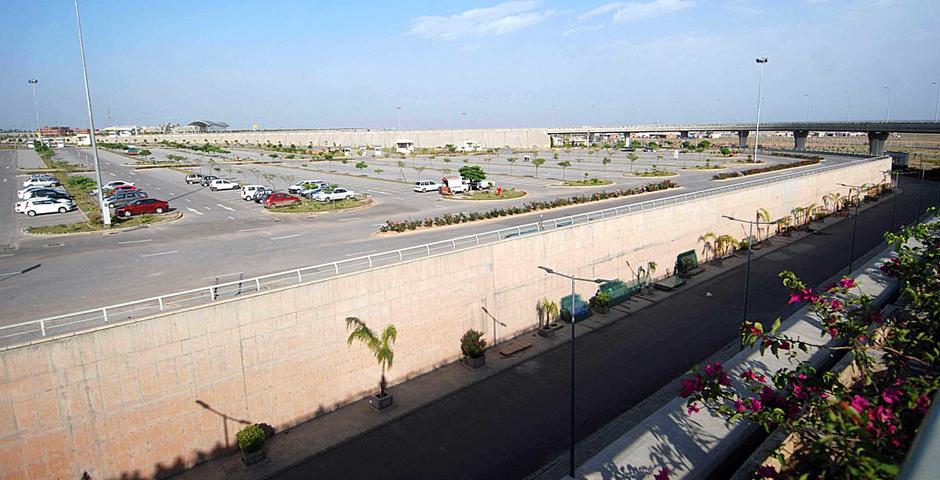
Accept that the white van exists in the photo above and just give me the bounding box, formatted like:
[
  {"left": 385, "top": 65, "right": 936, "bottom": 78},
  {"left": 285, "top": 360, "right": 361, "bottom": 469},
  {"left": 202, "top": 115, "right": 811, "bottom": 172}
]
[{"left": 241, "top": 184, "right": 265, "bottom": 200}]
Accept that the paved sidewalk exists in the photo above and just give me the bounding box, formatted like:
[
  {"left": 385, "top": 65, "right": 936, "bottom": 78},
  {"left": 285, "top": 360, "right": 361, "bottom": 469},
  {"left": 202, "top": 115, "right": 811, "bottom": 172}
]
[{"left": 170, "top": 176, "right": 939, "bottom": 480}]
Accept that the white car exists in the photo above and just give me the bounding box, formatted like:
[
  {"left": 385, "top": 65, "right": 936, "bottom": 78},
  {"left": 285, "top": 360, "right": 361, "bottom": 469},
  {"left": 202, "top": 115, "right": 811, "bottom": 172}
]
[
  {"left": 288, "top": 180, "right": 324, "bottom": 195},
  {"left": 91, "top": 180, "right": 135, "bottom": 196},
  {"left": 413, "top": 180, "right": 441, "bottom": 193},
  {"left": 240, "top": 185, "right": 265, "bottom": 200},
  {"left": 313, "top": 188, "right": 355, "bottom": 202},
  {"left": 18, "top": 186, "right": 66, "bottom": 199},
  {"left": 17, "top": 198, "right": 76, "bottom": 216},
  {"left": 21, "top": 177, "right": 60, "bottom": 188},
  {"left": 209, "top": 179, "right": 239, "bottom": 191}
]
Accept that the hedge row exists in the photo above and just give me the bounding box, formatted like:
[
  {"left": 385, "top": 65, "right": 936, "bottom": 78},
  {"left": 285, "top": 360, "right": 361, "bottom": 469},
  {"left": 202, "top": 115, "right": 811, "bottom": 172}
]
[{"left": 712, "top": 158, "right": 821, "bottom": 180}]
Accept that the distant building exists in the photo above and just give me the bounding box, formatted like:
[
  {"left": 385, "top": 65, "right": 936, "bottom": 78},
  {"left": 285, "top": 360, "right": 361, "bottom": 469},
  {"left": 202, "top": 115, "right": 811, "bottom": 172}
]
[
  {"left": 103, "top": 126, "right": 140, "bottom": 137},
  {"left": 41, "top": 126, "right": 71, "bottom": 136},
  {"left": 188, "top": 120, "right": 229, "bottom": 133},
  {"left": 395, "top": 139, "right": 415, "bottom": 154}
]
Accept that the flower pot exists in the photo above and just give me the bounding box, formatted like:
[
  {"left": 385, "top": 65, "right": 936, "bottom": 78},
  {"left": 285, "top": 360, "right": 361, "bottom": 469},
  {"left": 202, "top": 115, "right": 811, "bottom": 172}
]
[
  {"left": 240, "top": 447, "right": 267, "bottom": 468},
  {"left": 538, "top": 326, "right": 556, "bottom": 339},
  {"left": 462, "top": 355, "right": 485, "bottom": 369},
  {"left": 594, "top": 305, "right": 610, "bottom": 314},
  {"left": 369, "top": 392, "right": 394, "bottom": 412}
]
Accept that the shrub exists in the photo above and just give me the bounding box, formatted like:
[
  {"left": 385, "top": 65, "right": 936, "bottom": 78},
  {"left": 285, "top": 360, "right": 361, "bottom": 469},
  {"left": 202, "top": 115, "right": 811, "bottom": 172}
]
[
  {"left": 460, "top": 329, "right": 487, "bottom": 359},
  {"left": 235, "top": 424, "right": 266, "bottom": 453},
  {"left": 593, "top": 293, "right": 610, "bottom": 308}
]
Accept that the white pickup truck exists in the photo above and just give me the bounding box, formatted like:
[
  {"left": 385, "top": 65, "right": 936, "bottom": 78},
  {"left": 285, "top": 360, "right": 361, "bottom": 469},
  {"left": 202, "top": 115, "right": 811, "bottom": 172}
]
[
  {"left": 313, "top": 188, "right": 355, "bottom": 202},
  {"left": 440, "top": 177, "right": 469, "bottom": 195}
]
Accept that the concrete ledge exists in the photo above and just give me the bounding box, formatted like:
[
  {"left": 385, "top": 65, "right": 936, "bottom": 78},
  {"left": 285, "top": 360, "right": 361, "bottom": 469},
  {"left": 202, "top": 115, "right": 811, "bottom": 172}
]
[{"left": 571, "top": 242, "right": 900, "bottom": 480}]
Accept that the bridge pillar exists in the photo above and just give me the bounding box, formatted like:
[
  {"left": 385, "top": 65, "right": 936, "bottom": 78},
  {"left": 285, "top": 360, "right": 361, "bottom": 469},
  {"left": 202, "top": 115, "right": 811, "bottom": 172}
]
[
  {"left": 738, "top": 131, "right": 749, "bottom": 148},
  {"left": 867, "top": 132, "right": 889, "bottom": 155},
  {"left": 679, "top": 131, "right": 689, "bottom": 140},
  {"left": 793, "top": 130, "right": 809, "bottom": 151}
]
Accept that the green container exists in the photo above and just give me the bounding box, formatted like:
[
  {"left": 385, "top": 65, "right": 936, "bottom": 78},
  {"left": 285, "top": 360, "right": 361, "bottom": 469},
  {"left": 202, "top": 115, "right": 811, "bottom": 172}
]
[
  {"left": 676, "top": 249, "right": 700, "bottom": 275},
  {"left": 559, "top": 294, "right": 592, "bottom": 323},
  {"left": 597, "top": 279, "right": 631, "bottom": 306}
]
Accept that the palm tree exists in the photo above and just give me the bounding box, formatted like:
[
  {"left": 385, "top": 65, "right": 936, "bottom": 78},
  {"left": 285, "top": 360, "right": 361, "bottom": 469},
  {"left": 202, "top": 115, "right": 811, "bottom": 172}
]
[
  {"left": 532, "top": 158, "right": 546, "bottom": 178},
  {"left": 602, "top": 157, "right": 611, "bottom": 170},
  {"left": 507, "top": 157, "right": 517, "bottom": 175},
  {"left": 717, "top": 234, "right": 736, "bottom": 258},
  {"left": 627, "top": 153, "right": 639, "bottom": 173},
  {"left": 346, "top": 317, "right": 397, "bottom": 397},
  {"left": 558, "top": 161, "right": 571, "bottom": 180},
  {"left": 537, "top": 298, "right": 559, "bottom": 329},
  {"left": 699, "top": 231, "right": 717, "bottom": 262},
  {"left": 397, "top": 161, "right": 407, "bottom": 181},
  {"left": 757, "top": 208, "right": 771, "bottom": 241}
]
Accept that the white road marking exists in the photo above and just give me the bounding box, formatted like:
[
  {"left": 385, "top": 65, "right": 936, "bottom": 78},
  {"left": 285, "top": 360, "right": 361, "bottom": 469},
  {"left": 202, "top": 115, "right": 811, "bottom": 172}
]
[
  {"left": 170, "top": 193, "right": 175, "bottom": 195},
  {"left": 337, "top": 217, "right": 359, "bottom": 222},
  {"left": 0, "top": 254, "right": 13, "bottom": 258},
  {"left": 345, "top": 250, "right": 376, "bottom": 257},
  {"left": 0, "top": 272, "right": 20, "bottom": 276},
  {"left": 216, "top": 204, "right": 235, "bottom": 212},
  {"left": 367, "top": 189, "right": 391, "bottom": 195},
  {"left": 109, "top": 172, "right": 116, "bottom": 176},
  {"left": 370, "top": 223, "right": 385, "bottom": 227},
  {"left": 185, "top": 199, "right": 191, "bottom": 202},
  {"left": 271, "top": 234, "right": 300, "bottom": 240},
  {"left": 141, "top": 250, "right": 178, "bottom": 258},
  {"left": 118, "top": 239, "right": 153, "bottom": 245},
  {"left": 2, "top": 179, "right": 6, "bottom": 183},
  {"left": 238, "top": 227, "right": 268, "bottom": 232},
  {"left": 204, "top": 206, "right": 211, "bottom": 210},
  {"left": 186, "top": 207, "right": 204, "bottom": 215},
  {"left": 201, "top": 272, "right": 243, "bottom": 280},
  {"left": 228, "top": 215, "right": 235, "bottom": 220},
  {"left": 129, "top": 172, "right": 136, "bottom": 176}
]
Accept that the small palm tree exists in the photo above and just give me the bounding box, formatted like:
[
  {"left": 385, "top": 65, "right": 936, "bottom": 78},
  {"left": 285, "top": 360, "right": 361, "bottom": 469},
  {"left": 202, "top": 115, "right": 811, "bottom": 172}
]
[
  {"left": 757, "top": 208, "right": 771, "bottom": 241},
  {"left": 699, "top": 231, "right": 717, "bottom": 262},
  {"left": 346, "top": 317, "right": 397, "bottom": 397},
  {"left": 537, "top": 298, "right": 559, "bottom": 328},
  {"left": 717, "top": 234, "right": 736, "bottom": 257}
]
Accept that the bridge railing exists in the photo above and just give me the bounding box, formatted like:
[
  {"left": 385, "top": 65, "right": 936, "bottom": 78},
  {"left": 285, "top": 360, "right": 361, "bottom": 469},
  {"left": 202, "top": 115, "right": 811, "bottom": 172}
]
[{"left": 0, "top": 156, "right": 889, "bottom": 348}]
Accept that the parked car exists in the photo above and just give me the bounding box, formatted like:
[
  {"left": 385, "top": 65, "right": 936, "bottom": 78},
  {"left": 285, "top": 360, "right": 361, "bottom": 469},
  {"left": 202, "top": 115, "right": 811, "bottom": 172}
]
[
  {"left": 620, "top": 147, "right": 635, "bottom": 152},
  {"left": 102, "top": 190, "right": 148, "bottom": 208},
  {"left": 103, "top": 181, "right": 134, "bottom": 190},
  {"left": 115, "top": 198, "right": 169, "bottom": 217},
  {"left": 22, "top": 188, "right": 72, "bottom": 201},
  {"left": 19, "top": 198, "right": 76, "bottom": 216},
  {"left": 313, "top": 188, "right": 355, "bottom": 202},
  {"left": 470, "top": 180, "right": 494, "bottom": 190},
  {"left": 199, "top": 175, "right": 219, "bottom": 187},
  {"left": 21, "top": 177, "right": 60, "bottom": 188},
  {"left": 15, "top": 197, "right": 71, "bottom": 214},
  {"left": 302, "top": 186, "right": 328, "bottom": 199},
  {"left": 105, "top": 185, "right": 138, "bottom": 196},
  {"left": 262, "top": 192, "right": 301, "bottom": 209},
  {"left": 18, "top": 186, "right": 67, "bottom": 199},
  {"left": 300, "top": 182, "right": 329, "bottom": 197},
  {"left": 288, "top": 180, "right": 325, "bottom": 195},
  {"left": 251, "top": 187, "right": 275, "bottom": 203},
  {"left": 413, "top": 180, "right": 441, "bottom": 193},
  {"left": 241, "top": 185, "right": 265, "bottom": 200},
  {"left": 209, "top": 179, "right": 239, "bottom": 191},
  {"left": 185, "top": 174, "right": 203, "bottom": 184}
]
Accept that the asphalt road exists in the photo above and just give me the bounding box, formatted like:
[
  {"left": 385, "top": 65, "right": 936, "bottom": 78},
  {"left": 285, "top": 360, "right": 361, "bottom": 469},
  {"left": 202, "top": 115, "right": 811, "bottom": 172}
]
[
  {"left": 273, "top": 175, "right": 937, "bottom": 480},
  {"left": 0, "top": 148, "right": 886, "bottom": 326}
]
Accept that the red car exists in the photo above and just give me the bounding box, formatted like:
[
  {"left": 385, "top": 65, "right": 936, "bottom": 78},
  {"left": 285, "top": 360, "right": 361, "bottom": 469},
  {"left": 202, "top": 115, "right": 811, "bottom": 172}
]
[
  {"left": 263, "top": 193, "right": 301, "bottom": 209},
  {"left": 106, "top": 185, "right": 138, "bottom": 196},
  {"left": 115, "top": 198, "right": 169, "bottom": 217}
]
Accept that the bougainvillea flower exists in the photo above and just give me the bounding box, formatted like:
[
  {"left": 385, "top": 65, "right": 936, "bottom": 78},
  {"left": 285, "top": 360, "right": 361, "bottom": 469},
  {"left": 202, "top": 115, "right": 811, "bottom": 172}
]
[
  {"left": 916, "top": 395, "right": 931, "bottom": 413},
  {"left": 654, "top": 467, "right": 670, "bottom": 480},
  {"left": 741, "top": 369, "right": 757, "bottom": 381},
  {"left": 718, "top": 372, "right": 731, "bottom": 386},
  {"left": 839, "top": 277, "right": 856, "bottom": 288},
  {"left": 759, "top": 387, "right": 776, "bottom": 403},
  {"left": 850, "top": 395, "right": 869, "bottom": 414},
  {"left": 868, "top": 405, "right": 893, "bottom": 423},
  {"left": 687, "top": 403, "right": 700, "bottom": 414},
  {"left": 882, "top": 388, "right": 902, "bottom": 405},
  {"left": 756, "top": 465, "right": 779, "bottom": 478},
  {"left": 749, "top": 398, "right": 763, "bottom": 411},
  {"left": 734, "top": 399, "right": 746, "bottom": 412},
  {"left": 788, "top": 292, "right": 802, "bottom": 304}
]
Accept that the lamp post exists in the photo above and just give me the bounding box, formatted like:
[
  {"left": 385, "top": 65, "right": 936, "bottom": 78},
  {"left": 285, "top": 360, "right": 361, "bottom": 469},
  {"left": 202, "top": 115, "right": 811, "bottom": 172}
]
[
  {"left": 28, "top": 79, "right": 43, "bottom": 146},
  {"left": 722, "top": 214, "right": 776, "bottom": 324},
  {"left": 888, "top": 169, "right": 900, "bottom": 231},
  {"left": 74, "top": 0, "right": 111, "bottom": 226},
  {"left": 552, "top": 106, "right": 556, "bottom": 129},
  {"left": 837, "top": 183, "right": 863, "bottom": 273},
  {"left": 884, "top": 86, "right": 891, "bottom": 122},
  {"left": 804, "top": 93, "right": 810, "bottom": 122},
  {"left": 537, "top": 266, "right": 610, "bottom": 479},
  {"left": 461, "top": 112, "right": 466, "bottom": 130},
  {"left": 916, "top": 161, "right": 926, "bottom": 216},
  {"left": 933, "top": 82, "right": 939, "bottom": 123},
  {"left": 845, "top": 90, "right": 851, "bottom": 122},
  {"left": 396, "top": 106, "right": 401, "bottom": 131},
  {"left": 754, "top": 58, "right": 768, "bottom": 163}
]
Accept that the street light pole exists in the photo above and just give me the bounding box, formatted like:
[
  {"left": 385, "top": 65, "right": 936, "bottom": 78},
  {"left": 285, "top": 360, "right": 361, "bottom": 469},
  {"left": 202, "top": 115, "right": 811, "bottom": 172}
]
[
  {"left": 537, "top": 266, "right": 610, "bottom": 479},
  {"left": 804, "top": 93, "right": 810, "bottom": 122},
  {"left": 838, "top": 183, "right": 863, "bottom": 273},
  {"left": 845, "top": 90, "right": 851, "bottom": 122},
  {"left": 28, "top": 79, "right": 43, "bottom": 146},
  {"left": 933, "top": 82, "right": 939, "bottom": 123},
  {"left": 722, "top": 214, "right": 776, "bottom": 324},
  {"left": 884, "top": 86, "right": 891, "bottom": 122},
  {"left": 74, "top": 0, "right": 111, "bottom": 226},
  {"left": 396, "top": 106, "right": 401, "bottom": 131},
  {"left": 754, "top": 58, "right": 768, "bottom": 163},
  {"left": 890, "top": 169, "right": 900, "bottom": 231}
]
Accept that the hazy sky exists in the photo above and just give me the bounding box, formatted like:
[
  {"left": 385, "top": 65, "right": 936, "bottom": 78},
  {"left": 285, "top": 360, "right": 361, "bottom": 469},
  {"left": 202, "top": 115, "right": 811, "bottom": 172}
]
[{"left": 2, "top": 0, "right": 938, "bottom": 130}]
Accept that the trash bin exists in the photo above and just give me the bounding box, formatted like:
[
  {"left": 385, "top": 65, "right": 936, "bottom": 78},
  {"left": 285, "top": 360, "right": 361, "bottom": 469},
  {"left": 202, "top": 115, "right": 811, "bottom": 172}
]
[{"left": 559, "top": 294, "right": 592, "bottom": 323}]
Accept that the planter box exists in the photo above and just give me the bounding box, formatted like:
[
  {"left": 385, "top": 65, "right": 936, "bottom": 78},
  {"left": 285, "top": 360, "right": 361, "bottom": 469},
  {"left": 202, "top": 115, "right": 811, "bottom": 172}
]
[
  {"left": 369, "top": 392, "right": 393, "bottom": 412},
  {"left": 240, "top": 447, "right": 267, "bottom": 468},
  {"left": 462, "top": 355, "right": 485, "bottom": 369},
  {"left": 538, "top": 326, "right": 556, "bottom": 339},
  {"left": 593, "top": 305, "right": 610, "bottom": 314}
]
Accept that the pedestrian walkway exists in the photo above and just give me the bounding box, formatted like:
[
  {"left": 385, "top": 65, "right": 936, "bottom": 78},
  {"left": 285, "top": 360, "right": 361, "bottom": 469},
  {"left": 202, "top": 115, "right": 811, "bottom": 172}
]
[{"left": 168, "top": 178, "right": 937, "bottom": 480}]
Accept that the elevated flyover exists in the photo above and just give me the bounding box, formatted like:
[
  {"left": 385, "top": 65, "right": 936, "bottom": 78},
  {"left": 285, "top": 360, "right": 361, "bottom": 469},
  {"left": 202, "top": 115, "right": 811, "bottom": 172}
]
[{"left": 548, "top": 121, "right": 940, "bottom": 155}]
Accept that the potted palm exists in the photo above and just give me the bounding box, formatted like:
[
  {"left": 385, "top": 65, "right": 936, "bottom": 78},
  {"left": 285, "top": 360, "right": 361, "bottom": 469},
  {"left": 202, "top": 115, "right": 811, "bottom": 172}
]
[
  {"left": 235, "top": 424, "right": 267, "bottom": 467},
  {"left": 346, "top": 317, "right": 397, "bottom": 412},
  {"left": 537, "top": 298, "right": 561, "bottom": 338},
  {"left": 460, "top": 329, "right": 487, "bottom": 369}
]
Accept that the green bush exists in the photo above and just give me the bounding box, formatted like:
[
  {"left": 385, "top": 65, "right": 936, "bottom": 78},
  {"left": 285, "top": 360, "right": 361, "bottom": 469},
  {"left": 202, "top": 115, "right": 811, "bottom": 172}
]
[
  {"left": 593, "top": 293, "right": 610, "bottom": 308},
  {"left": 235, "top": 424, "right": 266, "bottom": 453},
  {"left": 67, "top": 176, "right": 96, "bottom": 192},
  {"left": 460, "top": 329, "right": 487, "bottom": 359}
]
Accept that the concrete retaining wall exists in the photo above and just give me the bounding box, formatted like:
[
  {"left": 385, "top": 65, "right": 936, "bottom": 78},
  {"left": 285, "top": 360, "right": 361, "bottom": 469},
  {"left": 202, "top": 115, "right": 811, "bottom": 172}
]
[
  {"left": 0, "top": 158, "right": 890, "bottom": 480},
  {"left": 109, "top": 128, "right": 552, "bottom": 150}
]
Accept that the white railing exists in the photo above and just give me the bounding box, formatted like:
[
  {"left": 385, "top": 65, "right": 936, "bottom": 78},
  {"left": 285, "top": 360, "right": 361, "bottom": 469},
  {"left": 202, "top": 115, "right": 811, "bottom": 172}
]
[{"left": 0, "top": 156, "right": 889, "bottom": 348}]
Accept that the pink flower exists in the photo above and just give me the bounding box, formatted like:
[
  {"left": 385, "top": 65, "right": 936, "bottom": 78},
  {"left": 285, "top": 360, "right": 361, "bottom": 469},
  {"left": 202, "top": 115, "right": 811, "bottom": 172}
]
[
  {"left": 718, "top": 372, "right": 731, "bottom": 386},
  {"left": 757, "top": 465, "right": 779, "bottom": 478},
  {"left": 868, "top": 405, "right": 893, "bottom": 423},
  {"left": 784, "top": 401, "right": 801, "bottom": 419},
  {"left": 687, "top": 403, "right": 700, "bottom": 414},
  {"left": 788, "top": 292, "right": 802, "bottom": 304},
  {"left": 882, "top": 387, "right": 902, "bottom": 405},
  {"left": 827, "top": 300, "right": 844, "bottom": 311},
  {"left": 749, "top": 398, "right": 763, "bottom": 411},
  {"left": 823, "top": 282, "right": 839, "bottom": 293},
  {"left": 759, "top": 387, "right": 776, "bottom": 404},
  {"left": 734, "top": 399, "right": 746, "bottom": 412},
  {"left": 839, "top": 277, "right": 856, "bottom": 288},
  {"left": 916, "top": 395, "right": 931, "bottom": 413},
  {"left": 850, "top": 395, "right": 869, "bottom": 414},
  {"left": 741, "top": 369, "right": 757, "bottom": 381},
  {"left": 756, "top": 374, "right": 767, "bottom": 383},
  {"left": 654, "top": 467, "right": 670, "bottom": 480},
  {"left": 778, "top": 341, "right": 791, "bottom": 350},
  {"left": 827, "top": 327, "right": 839, "bottom": 337}
]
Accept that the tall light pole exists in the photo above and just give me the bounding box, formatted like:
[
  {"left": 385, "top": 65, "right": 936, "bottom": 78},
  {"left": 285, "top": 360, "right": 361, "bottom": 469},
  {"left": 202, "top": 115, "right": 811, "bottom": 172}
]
[
  {"left": 537, "top": 266, "right": 610, "bottom": 479},
  {"left": 804, "top": 93, "right": 810, "bottom": 122},
  {"left": 888, "top": 169, "right": 900, "bottom": 231},
  {"left": 75, "top": 0, "right": 111, "bottom": 226},
  {"left": 754, "top": 58, "right": 768, "bottom": 162},
  {"left": 722, "top": 214, "right": 776, "bottom": 325},
  {"left": 884, "top": 86, "right": 891, "bottom": 122},
  {"left": 837, "top": 183, "right": 863, "bottom": 273},
  {"left": 461, "top": 112, "right": 466, "bottom": 130},
  {"left": 933, "top": 82, "right": 939, "bottom": 123},
  {"left": 28, "top": 79, "right": 43, "bottom": 146},
  {"left": 845, "top": 90, "right": 851, "bottom": 122},
  {"left": 552, "top": 106, "right": 556, "bottom": 128},
  {"left": 396, "top": 106, "right": 401, "bottom": 131},
  {"left": 716, "top": 99, "right": 721, "bottom": 124}
]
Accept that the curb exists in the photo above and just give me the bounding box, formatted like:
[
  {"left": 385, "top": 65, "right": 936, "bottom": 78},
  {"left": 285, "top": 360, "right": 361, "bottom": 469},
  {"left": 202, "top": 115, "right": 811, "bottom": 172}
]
[
  {"left": 21, "top": 211, "right": 184, "bottom": 237},
  {"left": 263, "top": 198, "right": 377, "bottom": 216}
]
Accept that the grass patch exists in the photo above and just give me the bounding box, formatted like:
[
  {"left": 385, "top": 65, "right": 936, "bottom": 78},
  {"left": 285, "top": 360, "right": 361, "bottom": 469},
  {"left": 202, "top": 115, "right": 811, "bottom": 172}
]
[
  {"left": 560, "top": 178, "right": 613, "bottom": 187},
  {"left": 26, "top": 213, "right": 178, "bottom": 235},
  {"left": 452, "top": 189, "right": 527, "bottom": 200},
  {"left": 632, "top": 166, "right": 677, "bottom": 177},
  {"left": 271, "top": 197, "right": 371, "bottom": 213},
  {"left": 683, "top": 164, "right": 725, "bottom": 170}
]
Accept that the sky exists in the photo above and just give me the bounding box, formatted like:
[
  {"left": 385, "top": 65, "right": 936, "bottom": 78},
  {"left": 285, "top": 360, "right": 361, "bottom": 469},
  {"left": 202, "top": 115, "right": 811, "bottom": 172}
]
[{"left": 1, "top": 0, "right": 938, "bottom": 131}]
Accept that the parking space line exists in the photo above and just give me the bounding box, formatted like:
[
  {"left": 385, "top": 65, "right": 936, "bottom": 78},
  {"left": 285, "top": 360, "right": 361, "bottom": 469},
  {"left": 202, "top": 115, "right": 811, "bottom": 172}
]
[
  {"left": 185, "top": 199, "right": 191, "bottom": 202},
  {"left": 238, "top": 227, "right": 268, "bottom": 232},
  {"left": 228, "top": 216, "right": 235, "bottom": 220},
  {"left": 337, "top": 217, "right": 359, "bottom": 222},
  {"left": 216, "top": 204, "right": 236, "bottom": 212},
  {"left": 186, "top": 207, "right": 204, "bottom": 215},
  {"left": 201, "top": 272, "right": 243, "bottom": 280},
  {"left": 118, "top": 239, "right": 153, "bottom": 245},
  {"left": 271, "top": 234, "right": 300, "bottom": 241},
  {"left": 204, "top": 206, "right": 211, "bottom": 210},
  {"left": 0, "top": 254, "right": 14, "bottom": 258},
  {"left": 141, "top": 250, "right": 177, "bottom": 258},
  {"left": 109, "top": 172, "right": 116, "bottom": 176},
  {"left": 370, "top": 223, "right": 385, "bottom": 227},
  {"left": 367, "top": 189, "right": 391, "bottom": 195}
]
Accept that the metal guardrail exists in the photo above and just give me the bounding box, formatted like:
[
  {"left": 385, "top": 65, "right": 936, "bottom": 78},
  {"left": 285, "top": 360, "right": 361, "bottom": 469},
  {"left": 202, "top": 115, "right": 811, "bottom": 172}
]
[{"left": 0, "top": 156, "right": 890, "bottom": 348}]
